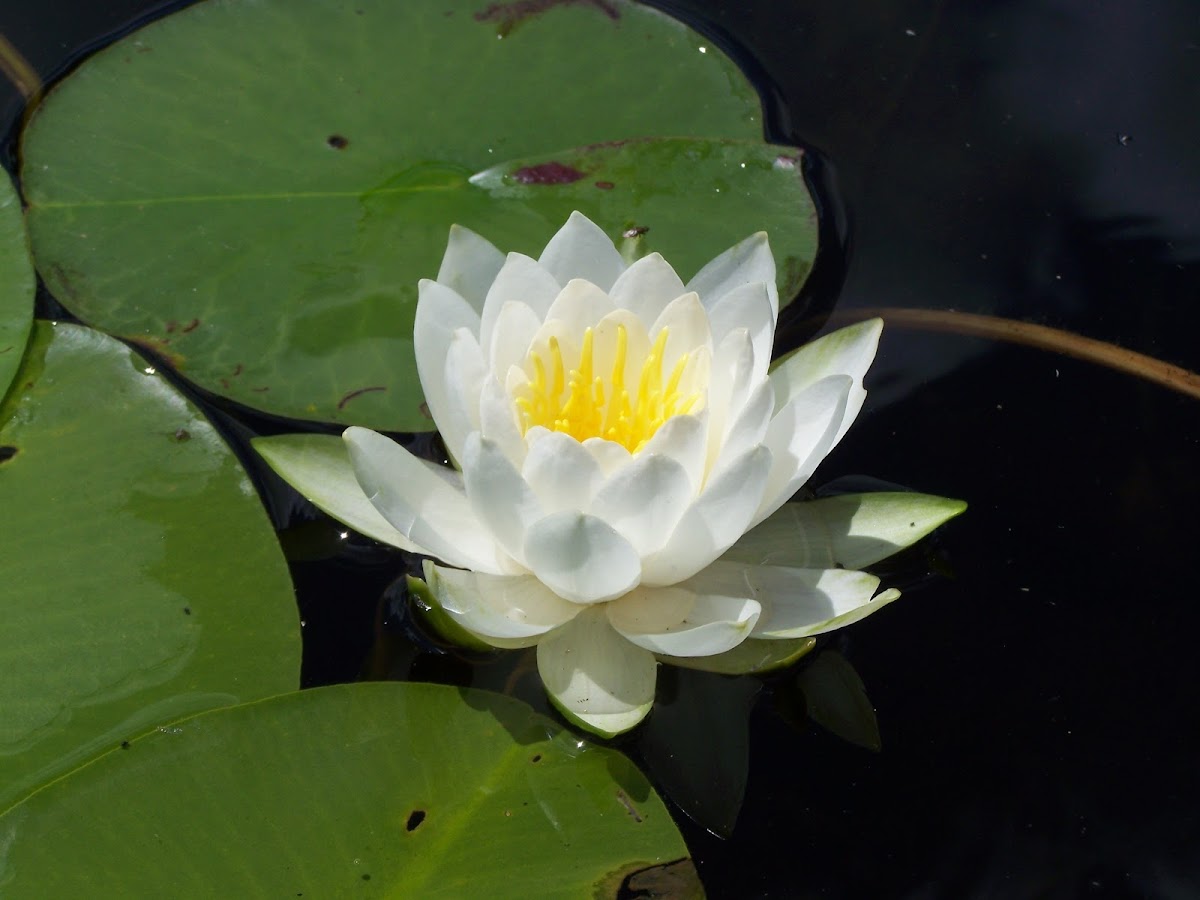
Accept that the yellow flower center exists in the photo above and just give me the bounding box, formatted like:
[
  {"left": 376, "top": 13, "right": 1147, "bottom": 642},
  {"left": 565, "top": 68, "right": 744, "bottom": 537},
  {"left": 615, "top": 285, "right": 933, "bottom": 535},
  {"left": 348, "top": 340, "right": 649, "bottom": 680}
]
[{"left": 515, "top": 325, "right": 700, "bottom": 452}]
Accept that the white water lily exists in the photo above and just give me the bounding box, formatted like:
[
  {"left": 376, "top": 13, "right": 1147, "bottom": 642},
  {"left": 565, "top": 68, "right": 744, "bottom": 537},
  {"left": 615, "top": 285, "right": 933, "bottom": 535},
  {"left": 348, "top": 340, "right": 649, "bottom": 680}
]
[{"left": 255, "top": 212, "right": 965, "bottom": 736}]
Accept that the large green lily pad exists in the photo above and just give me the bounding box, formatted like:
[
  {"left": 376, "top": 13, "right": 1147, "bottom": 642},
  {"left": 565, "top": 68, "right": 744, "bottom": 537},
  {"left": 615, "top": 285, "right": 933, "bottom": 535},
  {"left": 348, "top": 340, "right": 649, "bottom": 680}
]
[
  {"left": 0, "top": 321, "right": 299, "bottom": 813},
  {"left": 0, "top": 682, "right": 699, "bottom": 898},
  {"left": 0, "top": 171, "right": 33, "bottom": 399},
  {"left": 21, "top": 0, "right": 816, "bottom": 432}
]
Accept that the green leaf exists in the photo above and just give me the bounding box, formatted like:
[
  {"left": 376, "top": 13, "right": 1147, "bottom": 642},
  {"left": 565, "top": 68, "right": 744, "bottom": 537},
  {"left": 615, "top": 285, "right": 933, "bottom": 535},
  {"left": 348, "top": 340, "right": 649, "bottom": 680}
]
[
  {"left": 0, "top": 322, "right": 299, "bottom": 814},
  {"left": 721, "top": 492, "right": 968, "bottom": 570},
  {"left": 797, "top": 650, "right": 881, "bottom": 752},
  {"left": 0, "top": 682, "right": 701, "bottom": 899},
  {"left": 21, "top": 0, "right": 814, "bottom": 432},
  {"left": 253, "top": 432, "right": 420, "bottom": 552},
  {"left": 0, "top": 170, "right": 34, "bottom": 400}
]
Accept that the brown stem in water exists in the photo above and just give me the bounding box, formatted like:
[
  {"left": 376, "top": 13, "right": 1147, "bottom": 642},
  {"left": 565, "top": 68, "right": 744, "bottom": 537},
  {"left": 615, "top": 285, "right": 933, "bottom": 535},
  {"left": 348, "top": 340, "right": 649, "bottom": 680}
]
[
  {"left": 830, "top": 306, "right": 1200, "bottom": 401},
  {"left": 0, "top": 32, "right": 40, "bottom": 101}
]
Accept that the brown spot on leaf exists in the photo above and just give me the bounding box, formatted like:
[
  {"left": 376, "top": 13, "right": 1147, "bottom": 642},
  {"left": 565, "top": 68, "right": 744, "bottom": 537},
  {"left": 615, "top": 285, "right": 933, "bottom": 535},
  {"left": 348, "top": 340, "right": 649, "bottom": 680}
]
[
  {"left": 337, "top": 385, "right": 387, "bottom": 410},
  {"left": 173, "top": 428, "right": 191, "bottom": 442},
  {"left": 475, "top": 0, "right": 619, "bottom": 37},
  {"left": 327, "top": 134, "right": 349, "bottom": 149},
  {"left": 405, "top": 809, "right": 426, "bottom": 832},
  {"left": 615, "top": 789, "right": 643, "bottom": 823},
  {"left": 251, "top": 386, "right": 271, "bottom": 393},
  {"left": 512, "top": 161, "right": 586, "bottom": 185},
  {"left": 595, "top": 180, "right": 615, "bottom": 190},
  {"left": 595, "top": 858, "right": 703, "bottom": 899},
  {"left": 0, "top": 445, "right": 18, "bottom": 463},
  {"left": 180, "top": 318, "right": 201, "bottom": 333}
]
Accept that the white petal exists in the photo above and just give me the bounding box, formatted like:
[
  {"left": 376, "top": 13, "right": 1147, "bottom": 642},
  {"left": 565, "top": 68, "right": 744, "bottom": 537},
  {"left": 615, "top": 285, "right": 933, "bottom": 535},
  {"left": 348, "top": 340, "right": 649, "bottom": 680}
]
[
  {"left": 606, "top": 586, "right": 760, "bottom": 657},
  {"left": 687, "top": 561, "right": 894, "bottom": 639},
  {"left": 478, "top": 374, "right": 527, "bottom": 468},
  {"left": 608, "top": 252, "right": 686, "bottom": 323},
  {"left": 487, "top": 301, "right": 541, "bottom": 380},
  {"left": 438, "top": 329, "right": 487, "bottom": 465},
  {"left": 590, "top": 453, "right": 694, "bottom": 557},
  {"left": 479, "top": 253, "right": 560, "bottom": 362},
  {"left": 424, "top": 561, "right": 580, "bottom": 646},
  {"left": 770, "top": 318, "right": 882, "bottom": 451},
  {"left": 522, "top": 430, "right": 604, "bottom": 513},
  {"left": 523, "top": 511, "right": 641, "bottom": 604},
  {"left": 537, "top": 210, "right": 626, "bottom": 291},
  {"left": 254, "top": 434, "right": 425, "bottom": 553},
  {"left": 705, "top": 281, "right": 776, "bottom": 383},
  {"left": 641, "top": 445, "right": 772, "bottom": 585},
  {"left": 413, "top": 280, "right": 481, "bottom": 444},
  {"left": 435, "top": 224, "right": 505, "bottom": 314},
  {"left": 343, "top": 427, "right": 504, "bottom": 573},
  {"left": 686, "top": 231, "right": 776, "bottom": 315},
  {"left": 649, "top": 292, "right": 712, "bottom": 368},
  {"left": 636, "top": 411, "right": 707, "bottom": 493},
  {"left": 723, "top": 492, "right": 968, "bottom": 569},
  {"left": 544, "top": 278, "right": 616, "bottom": 334},
  {"left": 704, "top": 328, "right": 755, "bottom": 472},
  {"left": 462, "top": 433, "right": 543, "bottom": 566},
  {"left": 537, "top": 607, "right": 657, "bottom": 737},
  {"left": 751, "top": 374, "right": 851, "bottom": 527}
]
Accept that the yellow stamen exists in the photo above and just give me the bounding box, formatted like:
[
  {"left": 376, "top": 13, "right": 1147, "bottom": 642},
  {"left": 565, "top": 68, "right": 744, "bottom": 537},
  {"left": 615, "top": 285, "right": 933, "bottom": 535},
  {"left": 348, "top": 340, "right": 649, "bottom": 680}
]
[{"left": 513, "top": 324, "right": 703, "bottom": 452}]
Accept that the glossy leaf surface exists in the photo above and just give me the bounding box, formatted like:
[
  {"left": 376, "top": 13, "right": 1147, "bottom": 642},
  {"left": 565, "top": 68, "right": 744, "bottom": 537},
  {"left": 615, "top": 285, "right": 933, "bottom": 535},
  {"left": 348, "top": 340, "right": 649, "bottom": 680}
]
[
  {"left": 22, "top": 0, "right": 815, "bottom": 431},
  {"left": 0, "top": 171, "right": 33, "bottom": 399},
  {"left": 0, "top": 682, "right": 699, "bottom": 898},
  {"left": 0, "top": 322, "right": 299, "bottom": 813}
]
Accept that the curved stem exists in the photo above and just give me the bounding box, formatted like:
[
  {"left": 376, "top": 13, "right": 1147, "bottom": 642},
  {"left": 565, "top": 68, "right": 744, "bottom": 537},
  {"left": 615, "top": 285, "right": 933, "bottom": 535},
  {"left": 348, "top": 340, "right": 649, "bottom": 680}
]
[
  {"left": 0, "top": 32, "right": 40, "bottom": 101},
  {"left": 830, "top": 306, "right": 1200, "bottom": 401}
]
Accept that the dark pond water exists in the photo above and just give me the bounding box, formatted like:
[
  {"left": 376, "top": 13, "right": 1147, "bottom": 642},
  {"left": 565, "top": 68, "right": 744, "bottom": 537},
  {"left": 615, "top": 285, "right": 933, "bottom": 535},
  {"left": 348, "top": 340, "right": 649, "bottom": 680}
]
[{"left": 3, "top": 0, "right": 1199, "bottom": 896}]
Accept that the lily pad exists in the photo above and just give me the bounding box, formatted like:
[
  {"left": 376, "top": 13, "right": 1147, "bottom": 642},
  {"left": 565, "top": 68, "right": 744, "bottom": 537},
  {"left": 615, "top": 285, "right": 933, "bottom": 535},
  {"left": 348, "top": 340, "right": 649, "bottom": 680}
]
[
  {"left": 21, "top": 0, "right": 815, "bottom": 432},
  {"left": 0, "top": 171, "right": 33, "bottom": 399},
  {"left": 0, "top": 682, "right": 699, "bottom": 898},
  {"left": 0, "top": 321, "right": 299, "bottom": 813}
]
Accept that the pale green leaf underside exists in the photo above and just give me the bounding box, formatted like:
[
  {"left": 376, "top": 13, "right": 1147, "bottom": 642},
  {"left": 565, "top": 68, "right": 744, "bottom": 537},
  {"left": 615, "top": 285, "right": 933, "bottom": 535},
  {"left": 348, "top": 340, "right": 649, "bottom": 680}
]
[{"left": 0, "top": 683, "right": 698, "bottom": 899}]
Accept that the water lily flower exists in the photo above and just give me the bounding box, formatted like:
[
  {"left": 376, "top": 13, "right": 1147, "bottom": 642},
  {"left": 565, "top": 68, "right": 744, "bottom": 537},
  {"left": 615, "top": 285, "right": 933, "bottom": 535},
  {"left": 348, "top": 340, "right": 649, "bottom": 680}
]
[{"left": 255, "top": 212, "right": 965, "bottom": 737}]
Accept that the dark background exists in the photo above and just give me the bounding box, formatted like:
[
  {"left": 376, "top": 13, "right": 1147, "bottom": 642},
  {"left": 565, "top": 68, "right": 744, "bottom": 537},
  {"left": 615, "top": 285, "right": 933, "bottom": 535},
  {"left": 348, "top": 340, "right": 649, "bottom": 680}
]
[{"left": 2, "top": 1, "right": 1198, "bottom": 897}]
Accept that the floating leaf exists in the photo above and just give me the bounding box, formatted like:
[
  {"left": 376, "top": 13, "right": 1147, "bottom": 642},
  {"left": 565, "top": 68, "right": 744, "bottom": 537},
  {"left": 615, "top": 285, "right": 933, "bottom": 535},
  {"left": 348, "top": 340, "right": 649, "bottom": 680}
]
[
  {"left": 0, "top": 682, "right": 700, "bottom": 898},
  {"left": 21, "top": 0, "right": 814, "bottom": 431},
  {"left": 0, "top": 322, "right": 299, "bottom": 813},
  {"left": 0, "top": 170, "right": 33, "bottom": 399}
]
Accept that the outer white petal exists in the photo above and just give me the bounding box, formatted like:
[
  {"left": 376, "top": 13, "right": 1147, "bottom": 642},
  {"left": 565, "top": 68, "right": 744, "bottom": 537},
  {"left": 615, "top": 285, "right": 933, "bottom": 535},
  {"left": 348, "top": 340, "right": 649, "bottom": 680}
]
[
  {"left": 715, "top": 379, "right": 774, "bottom": 465},
  {"left": 687, "top": 561, "right": 895, "bottom": 639},
  {"left": 537, "top": 607, "right": 657, "bottom": 737},
  {"left": 722, "top": 491, "right": 968, "bottom": 570},
  {"left": 344, "top": 427, "right": 504, "bottom": 574},
  {"left": 537, "top": 210, "right": 626, "bottom": 291},
  {"left": 704, "top": 328, "right": 756, "bottom": 472},
  {"left": 487, "top": 301, "right": 541, "bottom": 380},
  {"left": 770, "top": 318, "right": 883, "bottom": 451},
  {"left": 479, "top": 253, "right": 561, "bottom": 361},
  {"left": 608, "top": 252, "right": 686, "bottom": 323},
  {"left": 413, "top": 280, "right": 481, "bottom": 444},
  {"left": 686, "top": 231, "right": 776, "bottom": 316},
  {"left": 544, "top": 278, "right": 616, "bottom": 334},
  {"left": 478, "top": 374, "right": 527, "bottom": 468},
  {"left": 590, "top": 453, "right": 694, "bottom": 557},
  {"left": 523, "top": 511, "right": 641, "bottom": 604},
  {"left": 751, "top": 374, "right": 851, "bottom": 528},
  {"left": 436, "top": 328, "right": 487, "bottom": 465},
  {"left": 641, "top": 445, "right": 772, "bottom": 586},
  {"left": 424, "top": 561, "right": 581, "bottom": 646},
  {"left": 254, "top": 434, "right": 426, "bottom": 553},
  {"left": 435, "top": 224, "right": 506, "bottom": 314},
  {"left": 606, "top": 586, "right": 760, "bottom": 657},
  {"left": 704, "top": 281, "right": 776, "bottom": 383},
  {"left": 581, "top": 437, "right": 633, "bottom": 476},
  {"left": 522, "top": 430, "right": 604, "bottom": 513},
  {"left": 462, "top": 433, "right": 543, "bottom": 566}
]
